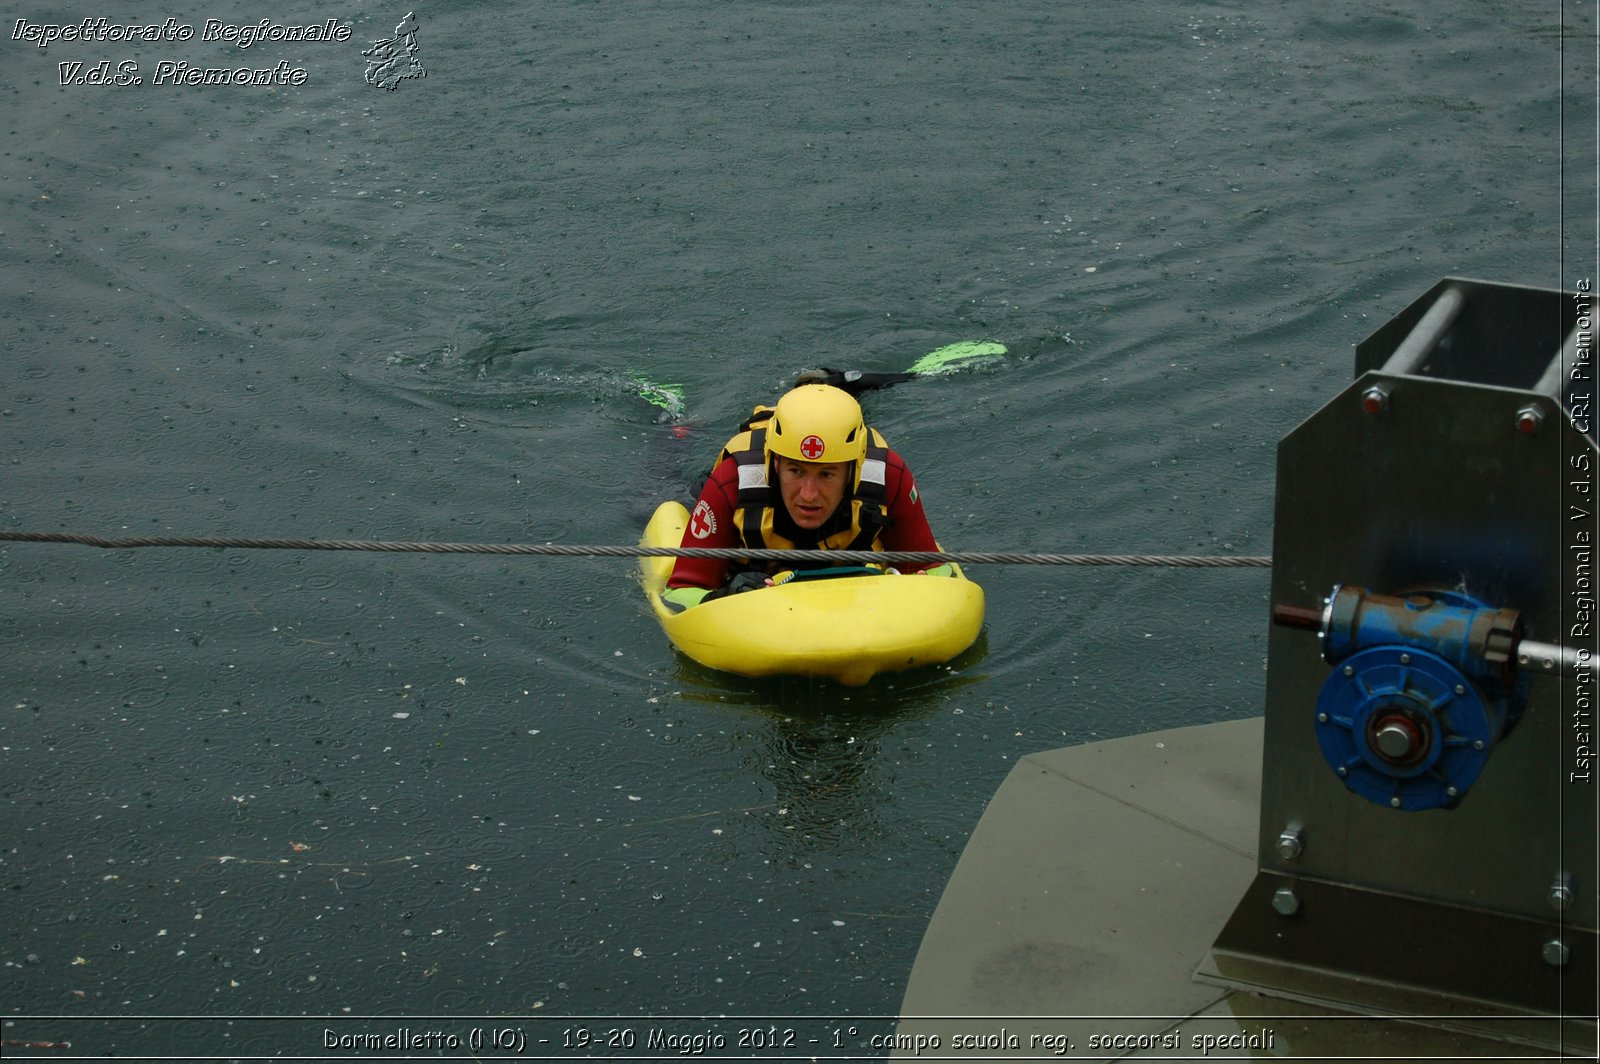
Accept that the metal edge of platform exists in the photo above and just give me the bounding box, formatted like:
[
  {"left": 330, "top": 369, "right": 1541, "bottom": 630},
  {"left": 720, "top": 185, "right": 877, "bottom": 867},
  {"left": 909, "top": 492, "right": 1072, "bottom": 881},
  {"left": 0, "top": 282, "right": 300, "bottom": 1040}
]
[
  {"left": 894, "top": 717, "right": 1587, "bottom": 1059},
  {"left": 894, "top": 718, "right": 1261, "bottom": 1058}
]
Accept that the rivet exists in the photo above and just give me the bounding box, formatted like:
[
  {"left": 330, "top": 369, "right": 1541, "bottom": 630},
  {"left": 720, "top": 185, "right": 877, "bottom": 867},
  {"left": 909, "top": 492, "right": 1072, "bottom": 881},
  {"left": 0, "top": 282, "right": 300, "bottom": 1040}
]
[
  {"left": 1276, "top": 828, "right": 1304, "bottom": 861},
  {"left": 1474, "top": 740, "right": 1485, "bottom": 751},
  {"left": 1337, "top": 766, "right": 1349, "bottom": 777},
  {"left": 1454, "top": 684, "right": 1466, "bottom": 695},
  {"left": 1550, "top": 881, "right": 1574, "bottom": 912},
  {"left": 1445, "top": 786, "right": 1458, "bottom": 798},
  {"left": 1542, "top": 939, "right": 1570, "bottom": 966},
  {"left": 1516, "top": 405, "right": 1544, "bottom": 435},
  {"left": 1399, "top": 653, "right": 1412, "bottom": 665},
  {"left": 1342, "top": 665, "right": 1355, "bottom": 677},
  {"left": 1361, "top": 386, "right": 1390, "bottom": 414},
  {"left": 1390, "top": 797, "right": 1402, "bottom": 808},
  {"left": 1317, "top": 712, "right": 1329, "bottom": 723},
  {"left": 1272, "top": 887, "right": 1301, "bottom": 916}
]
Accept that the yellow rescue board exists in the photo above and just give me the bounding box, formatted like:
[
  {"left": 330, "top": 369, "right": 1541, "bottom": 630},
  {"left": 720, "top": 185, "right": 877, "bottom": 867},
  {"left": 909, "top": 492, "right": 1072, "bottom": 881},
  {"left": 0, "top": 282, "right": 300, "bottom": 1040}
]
[{"left": 640, "top": 501, "right": 984, "bottom": 686}]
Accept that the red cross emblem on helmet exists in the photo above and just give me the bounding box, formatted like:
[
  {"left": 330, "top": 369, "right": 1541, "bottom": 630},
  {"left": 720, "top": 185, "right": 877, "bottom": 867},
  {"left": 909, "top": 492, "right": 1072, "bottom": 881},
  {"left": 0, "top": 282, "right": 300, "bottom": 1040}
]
[{"left": 799, "top": 434, "right": 826, "bottom": 460}]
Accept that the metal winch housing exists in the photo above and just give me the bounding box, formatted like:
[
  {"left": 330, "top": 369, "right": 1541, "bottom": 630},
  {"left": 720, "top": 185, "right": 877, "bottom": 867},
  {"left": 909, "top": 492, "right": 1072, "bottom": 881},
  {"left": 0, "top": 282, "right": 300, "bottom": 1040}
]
[{"left": 1199, "top": 278, "right": 1598, "bottom": 1052}]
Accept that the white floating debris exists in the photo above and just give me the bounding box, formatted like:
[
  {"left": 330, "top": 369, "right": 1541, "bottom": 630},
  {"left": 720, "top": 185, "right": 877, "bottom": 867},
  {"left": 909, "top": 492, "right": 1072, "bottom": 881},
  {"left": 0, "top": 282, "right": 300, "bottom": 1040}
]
[
  {"left": 627, "top": 795, "right": 641, "bottom": 802},
  {"left": 392, "top": 712, "right": 410, "bottom": 720},
  {"left": 454, "top": 677, "right": 467, "bottom": 685},
  {"left": 632, "top": 947, "right": 644, "bottom": 957},
  {"left": 831, "top": 920, "right": 845, "bottom": 927}
]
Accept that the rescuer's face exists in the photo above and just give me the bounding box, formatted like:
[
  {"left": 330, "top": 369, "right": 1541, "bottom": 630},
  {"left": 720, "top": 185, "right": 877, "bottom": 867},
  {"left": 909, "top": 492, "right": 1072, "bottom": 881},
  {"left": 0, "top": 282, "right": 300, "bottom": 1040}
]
[{"left": 777, "top": 459, "right": 849, "bottom": 529}]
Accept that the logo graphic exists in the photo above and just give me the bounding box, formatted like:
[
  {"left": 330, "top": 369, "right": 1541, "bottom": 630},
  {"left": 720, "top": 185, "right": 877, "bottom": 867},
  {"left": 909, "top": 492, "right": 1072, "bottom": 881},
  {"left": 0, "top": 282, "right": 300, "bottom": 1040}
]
[
  {"left": 799, "top": 435, "right": 826, "bottom": 460},
  {"left": 689, "top": 500, "right": 718, "bottom": 540},
  {"left": 363, "top": 11, "right": 425, "bottom": 90}
]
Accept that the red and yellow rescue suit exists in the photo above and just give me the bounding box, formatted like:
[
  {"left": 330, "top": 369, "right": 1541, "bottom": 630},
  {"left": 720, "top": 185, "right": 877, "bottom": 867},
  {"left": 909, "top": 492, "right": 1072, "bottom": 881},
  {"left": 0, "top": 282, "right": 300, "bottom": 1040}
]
[{"left": 667, "top": 417, "right": 941, "bottom": 595}]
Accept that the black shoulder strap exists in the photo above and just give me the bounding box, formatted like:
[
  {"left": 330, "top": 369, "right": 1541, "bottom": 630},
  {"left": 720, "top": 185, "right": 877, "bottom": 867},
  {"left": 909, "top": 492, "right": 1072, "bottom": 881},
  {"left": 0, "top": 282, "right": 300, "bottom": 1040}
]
[
  {"left": 737, "top": 405, "right": 777, "bottom": 433},
  {"left": 731, "top": 426, "right": 772, "bottom": 549},
  {"left": 843, "top": 430, "right": 892, "bottom": 549}
]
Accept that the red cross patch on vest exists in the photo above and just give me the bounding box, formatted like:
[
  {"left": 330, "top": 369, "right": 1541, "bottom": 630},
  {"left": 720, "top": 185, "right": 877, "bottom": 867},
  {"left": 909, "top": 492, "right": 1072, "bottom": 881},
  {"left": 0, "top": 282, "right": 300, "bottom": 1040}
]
[{"left": 689, "top": 499, "right": 718, "bottom": 539}]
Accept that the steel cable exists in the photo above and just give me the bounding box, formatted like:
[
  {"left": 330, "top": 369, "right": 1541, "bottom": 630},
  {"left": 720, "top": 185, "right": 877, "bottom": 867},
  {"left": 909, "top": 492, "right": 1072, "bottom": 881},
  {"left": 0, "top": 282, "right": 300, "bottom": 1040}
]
[{"left": 0, "top": 530, "right": 1271, "bottom": 568}]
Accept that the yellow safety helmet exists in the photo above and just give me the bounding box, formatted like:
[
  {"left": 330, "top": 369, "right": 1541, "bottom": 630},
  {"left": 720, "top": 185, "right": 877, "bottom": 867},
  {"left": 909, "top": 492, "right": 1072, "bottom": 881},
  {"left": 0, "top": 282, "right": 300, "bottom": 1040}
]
[{"left": 765, "top": 384, "right": 867, "bottom": 466}]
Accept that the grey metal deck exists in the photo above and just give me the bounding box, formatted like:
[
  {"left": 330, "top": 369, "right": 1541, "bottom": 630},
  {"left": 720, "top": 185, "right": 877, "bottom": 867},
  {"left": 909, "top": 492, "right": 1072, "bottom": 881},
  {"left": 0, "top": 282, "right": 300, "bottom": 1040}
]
[{"left": 896, "top": 718, "right": 1571, "bottom": 1059}]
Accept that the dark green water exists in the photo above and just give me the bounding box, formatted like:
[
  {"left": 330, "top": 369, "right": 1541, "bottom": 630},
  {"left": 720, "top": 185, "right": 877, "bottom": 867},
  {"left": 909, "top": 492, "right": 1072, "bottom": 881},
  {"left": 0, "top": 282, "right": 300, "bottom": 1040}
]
[{"left": 2, "top": 0, "right": 1594, "bottom": 1058}]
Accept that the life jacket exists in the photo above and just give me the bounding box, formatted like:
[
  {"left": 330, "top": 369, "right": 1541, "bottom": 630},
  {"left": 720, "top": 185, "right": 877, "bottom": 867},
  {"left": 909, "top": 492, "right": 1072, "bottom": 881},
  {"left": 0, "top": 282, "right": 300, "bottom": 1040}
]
[{"left": 716, "top": 406, "right": 893, "bottom": 555}]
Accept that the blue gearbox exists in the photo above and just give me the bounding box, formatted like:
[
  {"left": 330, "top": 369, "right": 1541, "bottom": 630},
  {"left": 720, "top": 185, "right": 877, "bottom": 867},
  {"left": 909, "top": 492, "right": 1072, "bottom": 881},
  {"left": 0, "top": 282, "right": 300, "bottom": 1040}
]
[
  {"left": 1313, "top": 645, "right": 1505, "bottom": 811},
  {"left": 1307, "top": 586, "right": 1523, "bottom": 811}
]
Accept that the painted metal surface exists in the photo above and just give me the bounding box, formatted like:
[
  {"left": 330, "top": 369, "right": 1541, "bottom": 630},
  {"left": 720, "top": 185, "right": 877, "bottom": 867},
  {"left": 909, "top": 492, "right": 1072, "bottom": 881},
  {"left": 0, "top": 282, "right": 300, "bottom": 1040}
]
[
  {"left": 899, "top": 279, "right": 1597, "bottom": 1057},
  {"left": 896, "top": 719, "right": 1567, "bottom": 1057},
  {"left": 1204, "top": 279, "right": 1596, "bottom": 1048}
]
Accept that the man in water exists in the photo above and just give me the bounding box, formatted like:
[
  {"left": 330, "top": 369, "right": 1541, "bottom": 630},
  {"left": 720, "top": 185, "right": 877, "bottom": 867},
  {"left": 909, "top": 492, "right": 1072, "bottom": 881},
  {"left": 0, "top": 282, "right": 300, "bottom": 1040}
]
[{"left": 661, "top": 383, "right": 952, "bottom": 610}]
